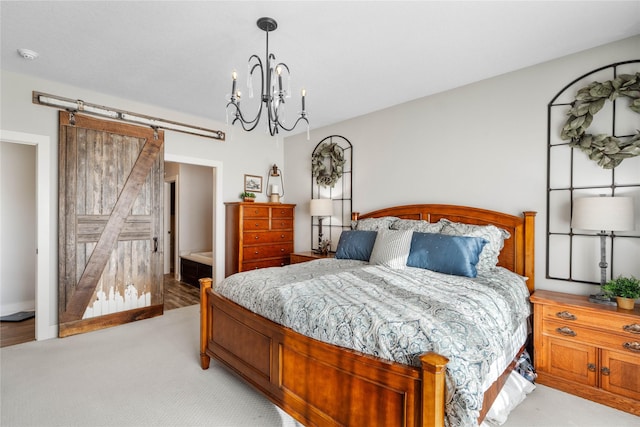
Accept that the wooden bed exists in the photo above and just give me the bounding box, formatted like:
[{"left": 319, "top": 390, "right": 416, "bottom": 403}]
[{"left": 200, "top": 204, "right": 536, "bottom": 427}]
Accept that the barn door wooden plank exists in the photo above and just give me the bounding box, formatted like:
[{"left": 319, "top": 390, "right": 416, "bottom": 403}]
[
  {"left": 61, "top": 134, "right": 163, "bottom": 322},
  {"left": 58, "top": 111, "right": 164, "bottom": 337}
]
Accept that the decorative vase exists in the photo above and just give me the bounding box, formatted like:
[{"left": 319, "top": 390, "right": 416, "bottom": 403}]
[{"left": 616, "top": 296, "right": 636, "bottom": 310}]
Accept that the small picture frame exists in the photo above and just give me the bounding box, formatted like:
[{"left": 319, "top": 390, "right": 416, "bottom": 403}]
[{"left": 244, "top": 174, "right": 263, "bottom": 193}]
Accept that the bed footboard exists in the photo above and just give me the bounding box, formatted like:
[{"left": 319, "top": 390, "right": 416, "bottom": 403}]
[{"left": 199, "top": 277, "right": 448, "bottom": 427}]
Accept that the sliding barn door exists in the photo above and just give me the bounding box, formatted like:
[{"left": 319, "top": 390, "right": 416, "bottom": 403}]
[{"left": 58, "top": 111, "right": 164, "bottom": 337}]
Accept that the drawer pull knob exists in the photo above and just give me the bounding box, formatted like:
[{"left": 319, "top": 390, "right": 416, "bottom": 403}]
[
  {"left": 281, "top": 234, "right": 285, "bottom": 238},
  {"left": 556, "top": 311, "right": 577, "bottom": 321},
  {"left": 556, "top": 326, "right": 577, "bottom": 337},
  {"left": 255, "top": 236, "right": 259, "bottom": 239},
  {"left": 254, "top": 251, "right": 259, "bottom": 254},
  {"left": 623, "top": 324, "right": 640, "bottom": 334},
  {"left": 587, "top": 363, "right": 596, "bottom": 372},
  {"left": 601, "top": 367, "right": 610, "bottom": 376},
  {"left": 623, "top": 342, "right": 640, "bottom": 353}
]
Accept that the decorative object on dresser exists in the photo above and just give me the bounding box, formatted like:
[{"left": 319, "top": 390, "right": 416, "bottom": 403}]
[
  {"left": 225, "top": 17, "right": 309, "bottom": 137},
  {"left": 309, "top": 198, "right": 333, "bottom": 254},
  {"left": 571, "top": 196, "right": 636, "bottom": 304},
  {"left": 289, "top": 251, "right": 335, "bottom": 264},
  {"left": 239, "top": 191, "right": 256, "bottom": 202},
  {"left": 266, "top": 164, "right": 284, "bottom": 203},
  {"left": 530, "top": 290, "right": 640, "bottom": 416},
  {"left": 244, "top": 174, "right": 262, "bottom": 193},
  {"left": 224, "top": 202, "right": 295, "bottom": 277},
  {"left": 602, "top": 276, "right": 640, "bottom": 310}
]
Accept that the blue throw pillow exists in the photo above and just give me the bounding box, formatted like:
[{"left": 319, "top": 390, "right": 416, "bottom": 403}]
[
  {"left": 406, "top": 232, "right": 488, "bottom": 278},
  {"left": 335, "top": 230, "right": 378, "bottom": 261}
]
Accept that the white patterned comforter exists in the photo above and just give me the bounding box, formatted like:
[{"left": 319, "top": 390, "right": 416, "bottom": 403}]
[{"left": 216, "top": 259, "right": 531, "bottom": 426}]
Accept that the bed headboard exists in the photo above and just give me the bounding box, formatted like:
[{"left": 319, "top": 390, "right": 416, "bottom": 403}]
[{"left": 353, "top": 204, "right": 536, "bottom": 292}]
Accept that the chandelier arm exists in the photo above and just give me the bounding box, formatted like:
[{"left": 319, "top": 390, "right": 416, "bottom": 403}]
[
  {"left": 275, "top": 115, "right": 309, "bottom": 133},
  {"left": 229, "top": 54, "right": 266, "bottom": 132},
  {"left": 226, "top": 101, "right": 263, "bottom": 132}
]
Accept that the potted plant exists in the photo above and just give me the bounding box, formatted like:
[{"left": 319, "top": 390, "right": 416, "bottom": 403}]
[
  {"left": 240, "top": 191, "right": 256, "bottom": 202},
  {"left": 602, "top": 276, "right": 640, "bottom": 310}
]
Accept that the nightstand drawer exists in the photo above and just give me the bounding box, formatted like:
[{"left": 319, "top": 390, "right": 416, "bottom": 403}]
[
  {"left": 543, "top": 319, "right": 640, "bottom": 355},
  {"left": 542, "top": 304, "right": 640, "bottom": 335}
]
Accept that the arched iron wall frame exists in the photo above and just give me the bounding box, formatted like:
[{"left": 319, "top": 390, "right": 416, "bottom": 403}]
[
  {"left": 310, "top": 135, "right": 353, "bottom": 253},
  {"left": 546, "top": 60, "right": 640, "bottom": 285}
]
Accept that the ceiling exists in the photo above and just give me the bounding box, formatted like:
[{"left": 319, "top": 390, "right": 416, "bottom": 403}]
[{"left": 2, "top": 1, "right": 640, "bottom": 136}]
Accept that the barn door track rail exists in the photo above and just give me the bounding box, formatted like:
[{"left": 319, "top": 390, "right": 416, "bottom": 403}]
[{"left": 33, "top": 91, "right": 225, "bottom": 141}]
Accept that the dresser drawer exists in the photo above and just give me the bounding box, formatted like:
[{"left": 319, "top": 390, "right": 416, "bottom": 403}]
[
  {"left": 243, "top": 218, "right": 270, "bottom": 230},
  {"left": 242, "top": 257, "right": 289, "bottom": 271},
  {"left": 271, "top": 219, "right": 293, "bottom": 230},
  {"left": 541, "top": 304, "right": 640, "bottom": 336},
  {"left": 244, "top": 231, "right": 293, "bottom": 244},
  {"left": 272, "top": 207, "right": 294, "bottom": 219},
  {"left": 243, "top": 243, "right": 293, "bottom": 260},
  {"left": 243, "top": 206, "right": 270, "bottom": 218},
  {"left": 543, "top": 319, "right": 640, "bottom": 355}
]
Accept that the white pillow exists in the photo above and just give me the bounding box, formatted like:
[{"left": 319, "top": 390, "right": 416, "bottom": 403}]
[
  {"left": 369, "top": 229, "right": 413, "bottom": 269},
  {"left": 351, "top": 216, "right": 396, "bottom": 231}
]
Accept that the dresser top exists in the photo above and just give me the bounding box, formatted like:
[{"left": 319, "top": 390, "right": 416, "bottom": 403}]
[
  {"left": 225, "top": 202, "right": 296, "bottom": 207},
  {"left": 531, "top": 289, "right": 640, "bottom": 317}
]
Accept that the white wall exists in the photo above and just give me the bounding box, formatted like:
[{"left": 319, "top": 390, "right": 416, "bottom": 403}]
[
  {"left": 0, "top": 142, "right": 36, "bottom": 315},
  {"left": 284, "top": 35, "right": 640, "bottom": 296},
  {"left": 177, "top": 163, "right": 213, "bottom": 254},
  {"left": 0, "top": 70, "right": 285, "bottom": 339}
]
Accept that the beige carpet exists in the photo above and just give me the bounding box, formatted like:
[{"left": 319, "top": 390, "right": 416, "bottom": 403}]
[{"left": 1, "top": 305, "right": 637, "bottom": 427}]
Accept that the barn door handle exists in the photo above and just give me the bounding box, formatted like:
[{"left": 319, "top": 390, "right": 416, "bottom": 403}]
[{"left": 153, "top": 237, "right": 158, "bottom": 252}]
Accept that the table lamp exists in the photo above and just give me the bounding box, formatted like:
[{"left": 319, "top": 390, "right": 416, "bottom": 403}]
[
  {"left": 571, "top": 196, "right": 635, "bottom": 304},
  {"left": 310, "top": 198, "right": 333, "bottom": 253}
]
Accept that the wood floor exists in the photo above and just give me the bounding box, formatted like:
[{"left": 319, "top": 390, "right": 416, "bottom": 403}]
[{"left": 0, "top": 274, "right": 201, "bottom": 348}]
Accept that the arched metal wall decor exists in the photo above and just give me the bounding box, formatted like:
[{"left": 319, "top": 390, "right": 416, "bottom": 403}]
[
  {"left": 547, "top": 60, "right": 640, "bottom": 285},
  {"left": 310, "top": 135, "right": 353, "bottom": 253}
]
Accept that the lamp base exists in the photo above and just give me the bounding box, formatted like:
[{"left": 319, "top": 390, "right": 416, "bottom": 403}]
[{"left": 588, "top": 293, "right": 617, "bottom": 306}]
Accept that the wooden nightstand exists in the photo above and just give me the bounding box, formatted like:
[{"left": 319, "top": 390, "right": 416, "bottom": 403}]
[
  {"left": 290, "top": 251, "right": 335, "bottom": 264},
  {"left": 530, "top": 290, "right": 640, "bottom": 416}
]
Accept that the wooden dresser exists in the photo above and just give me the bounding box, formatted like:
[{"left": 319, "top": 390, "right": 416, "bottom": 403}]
[
  {"left": 225, "top": 202, "right": 295, "bottom": 277},
  {"left": 530, "top": 290, "right": 640, "bottom": 416}
]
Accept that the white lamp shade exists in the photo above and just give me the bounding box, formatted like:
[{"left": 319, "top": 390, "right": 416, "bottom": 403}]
[
  {"left": 310, "top": 199, "right": 333, "bottom": 217},
  {"left": 572, "top": 197, "right": 635, "bottom": 231}
]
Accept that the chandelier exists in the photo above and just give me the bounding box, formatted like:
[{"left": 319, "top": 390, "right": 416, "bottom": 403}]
[{"left": 226, "top": 17, "right": 309, "bottom": 137}]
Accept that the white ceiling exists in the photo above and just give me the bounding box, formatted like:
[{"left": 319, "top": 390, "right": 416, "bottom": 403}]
[{"left": 2, "top": 1, "right": 640, "bottom": 135}]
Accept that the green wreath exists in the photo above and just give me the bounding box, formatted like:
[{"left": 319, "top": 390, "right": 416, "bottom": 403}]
[
  {"left": 312, "top": 142, "right": 346, "bottom": 187},
  {"left": 560, "top": 72, "right": 640, "bottom": 169}
]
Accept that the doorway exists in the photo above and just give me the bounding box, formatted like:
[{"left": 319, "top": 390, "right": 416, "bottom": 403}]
[
  {"left": 0, "top": 141, "right": 36, "bottom": 346},
  {"left": 164, "top": 161, "right": 215, "bottom": 286},
  {"left": 0, "top": 129, "right": 53, "bottom": 343}
]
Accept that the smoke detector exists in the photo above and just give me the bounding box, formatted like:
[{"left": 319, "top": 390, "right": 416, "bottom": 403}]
[{"left": 17, "top": 48, "right": 39, "bottom": 60}]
